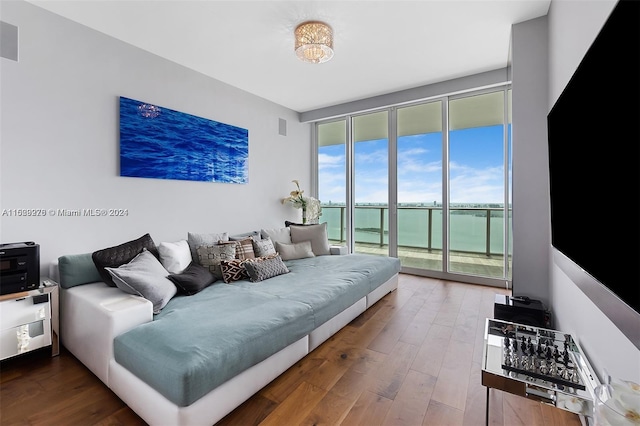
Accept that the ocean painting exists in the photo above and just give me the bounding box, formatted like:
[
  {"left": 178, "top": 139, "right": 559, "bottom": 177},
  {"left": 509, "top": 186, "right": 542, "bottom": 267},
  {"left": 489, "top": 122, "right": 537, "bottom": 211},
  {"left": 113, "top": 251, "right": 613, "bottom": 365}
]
[{"left": 119, "top": 96, "right": 248, "bottom": 183}]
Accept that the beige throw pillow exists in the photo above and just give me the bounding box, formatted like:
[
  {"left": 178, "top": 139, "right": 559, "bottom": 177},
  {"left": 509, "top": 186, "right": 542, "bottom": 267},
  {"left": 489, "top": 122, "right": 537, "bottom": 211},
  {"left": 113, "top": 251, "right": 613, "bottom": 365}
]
[
  {"left": 289, "top": 223, "right": 331, "bottom": 256},
  {"left": 276, "top": 241, "right": 315, "bottom": 261}
]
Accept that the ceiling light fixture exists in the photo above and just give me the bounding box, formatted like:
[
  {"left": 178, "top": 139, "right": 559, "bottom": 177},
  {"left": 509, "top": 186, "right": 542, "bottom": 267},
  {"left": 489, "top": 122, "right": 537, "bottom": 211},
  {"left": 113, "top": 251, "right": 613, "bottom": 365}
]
[{"left": 294, "top": 21, "right": 334, "bottom": 64}]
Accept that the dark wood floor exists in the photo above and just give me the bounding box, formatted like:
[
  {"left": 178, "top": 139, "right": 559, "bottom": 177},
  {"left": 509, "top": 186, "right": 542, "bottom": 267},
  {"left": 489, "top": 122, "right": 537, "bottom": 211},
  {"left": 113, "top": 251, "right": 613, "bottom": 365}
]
[{"left": 0, "top": 274, "right": 582, "bottom": 426}]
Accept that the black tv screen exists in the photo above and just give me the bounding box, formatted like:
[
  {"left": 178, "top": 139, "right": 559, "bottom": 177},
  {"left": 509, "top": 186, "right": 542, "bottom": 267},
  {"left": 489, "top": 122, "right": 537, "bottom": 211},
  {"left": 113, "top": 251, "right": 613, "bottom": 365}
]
[{"left": 547, "top": 0, "right": 639, "bottom": 314}]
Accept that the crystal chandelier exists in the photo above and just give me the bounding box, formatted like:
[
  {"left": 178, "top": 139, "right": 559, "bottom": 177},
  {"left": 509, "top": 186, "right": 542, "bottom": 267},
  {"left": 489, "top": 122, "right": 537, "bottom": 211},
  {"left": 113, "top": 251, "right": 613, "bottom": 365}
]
[{"left": 294, "top": 21, "right": 334, "bottom": 64}]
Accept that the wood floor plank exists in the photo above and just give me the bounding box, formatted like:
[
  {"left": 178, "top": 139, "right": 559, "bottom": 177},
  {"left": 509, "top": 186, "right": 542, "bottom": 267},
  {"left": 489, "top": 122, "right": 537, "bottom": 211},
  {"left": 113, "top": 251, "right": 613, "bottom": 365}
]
[
  {"left": 410, "top": 323, "right": 454, "bottom": 377},
  {"left": 299, "top": 390, "right": 356, "bottom": 426},
  {"left": 258, "top": 381, "right": 327, "bottom": 426},
  {"left": 340, "top": 390, "right": 393, "bottom": 426},
  {"left": 382, "top": 369, "right": 437, "bottom": 426},
  {"left": 423, "top": 399, "right": 465, "bottom": 426},
  {"left": 366, "top": 340, "right": 419, "bottom": 400}
]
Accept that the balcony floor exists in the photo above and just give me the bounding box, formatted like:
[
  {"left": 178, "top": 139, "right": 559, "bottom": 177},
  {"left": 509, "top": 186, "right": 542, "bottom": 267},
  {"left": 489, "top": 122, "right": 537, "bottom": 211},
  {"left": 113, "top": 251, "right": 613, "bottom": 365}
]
[{"left": 334, "top": 241, "right": 511, "bottom": 279}]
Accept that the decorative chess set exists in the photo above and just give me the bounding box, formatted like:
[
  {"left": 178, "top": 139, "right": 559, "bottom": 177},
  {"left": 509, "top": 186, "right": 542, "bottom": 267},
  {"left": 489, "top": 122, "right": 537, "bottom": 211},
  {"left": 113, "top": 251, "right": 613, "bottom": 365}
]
[
  {"left": 500, "top": 328, "right": 586, "bottom": 391},
  {"left": 482, "top": 318, "right": 600, "bottom": 419}
]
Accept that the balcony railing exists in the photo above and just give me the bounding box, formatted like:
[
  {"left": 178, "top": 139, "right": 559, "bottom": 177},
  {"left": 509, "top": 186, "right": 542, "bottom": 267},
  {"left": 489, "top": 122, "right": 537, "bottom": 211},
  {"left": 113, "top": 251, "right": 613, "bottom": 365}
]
[{"left": 321, "top": 205, "right": 511, "bottom": 258}]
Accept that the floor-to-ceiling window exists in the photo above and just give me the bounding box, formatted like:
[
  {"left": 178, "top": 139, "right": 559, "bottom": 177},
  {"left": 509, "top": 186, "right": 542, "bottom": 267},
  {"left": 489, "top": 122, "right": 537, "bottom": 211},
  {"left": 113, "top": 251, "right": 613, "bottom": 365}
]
[
  {"left": 396, "top": 101, "right": 443, "bottom": 270},
  {"left": 352, "top": 111, "right": 389, "bottom": 256},
  {"left": 315, "top": 86, "right": 512, "bottom": 287}
]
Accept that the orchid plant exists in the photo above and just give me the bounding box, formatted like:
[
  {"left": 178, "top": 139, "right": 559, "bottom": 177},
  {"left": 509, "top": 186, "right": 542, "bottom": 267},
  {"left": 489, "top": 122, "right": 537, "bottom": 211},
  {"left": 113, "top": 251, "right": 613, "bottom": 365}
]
[{"left": 281, "top": 180, "right": 322, "bottom": 224}]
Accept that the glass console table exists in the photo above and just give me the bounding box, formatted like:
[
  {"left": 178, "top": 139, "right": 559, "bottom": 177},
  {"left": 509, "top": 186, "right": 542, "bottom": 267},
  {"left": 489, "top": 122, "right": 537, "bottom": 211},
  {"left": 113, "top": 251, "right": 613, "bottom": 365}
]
[{"left": 482, "top": 318, "right": 600, "bottom": 425}]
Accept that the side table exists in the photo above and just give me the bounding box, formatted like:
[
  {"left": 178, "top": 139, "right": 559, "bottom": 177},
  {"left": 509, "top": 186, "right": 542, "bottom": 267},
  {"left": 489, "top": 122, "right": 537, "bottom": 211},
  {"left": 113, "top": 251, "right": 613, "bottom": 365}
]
[
  {"left": 0, "top": 277, "right": 59, "bottom": 360},
  {"left": 481, "top": 318, "right": 599, "bottom": 425}
]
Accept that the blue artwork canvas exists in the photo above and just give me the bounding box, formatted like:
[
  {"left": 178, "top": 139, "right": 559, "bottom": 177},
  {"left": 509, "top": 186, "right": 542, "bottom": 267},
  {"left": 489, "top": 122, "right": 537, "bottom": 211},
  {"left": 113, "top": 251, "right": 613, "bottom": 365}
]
[{"left": 119, "top": 96, "right": 248, "bottom": 183}]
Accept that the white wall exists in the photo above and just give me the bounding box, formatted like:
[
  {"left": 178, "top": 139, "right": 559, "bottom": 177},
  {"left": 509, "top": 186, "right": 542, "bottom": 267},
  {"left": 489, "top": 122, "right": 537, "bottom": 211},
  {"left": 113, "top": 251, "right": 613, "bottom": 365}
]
[
  {"left": 547, "top": 0, "right": 640, "bottom": 383},
  {"left": 0, "top": 0, "right": 311, "bottom": 274}
]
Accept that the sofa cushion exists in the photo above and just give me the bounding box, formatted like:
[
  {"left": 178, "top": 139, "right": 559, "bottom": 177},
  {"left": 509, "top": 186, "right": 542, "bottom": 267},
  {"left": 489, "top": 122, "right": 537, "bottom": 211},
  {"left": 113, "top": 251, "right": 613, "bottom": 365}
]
[
  {"left": 244, "top": 255, "right": 289, "bottom": 282},
  {"left": 168, "top": 262, "right": 216, "bottom": 295},
  {"left": 220, "top": 259, "right": 250, "bottom": 283},
  {"left": 290, "top": 223, "right": 331, "bottom": 256},
  {"left": 252, "top": 237, "right": 276, "bottom": 257},
  {"left": 187, "top": 231, "right": 229, "bottom": 262},
  {"left": 158, "top": 240, "right": 192, "bottom": 274},
  {"left": 58, "top": 252, "right": 102, "bottom": 289},
  {"left": 196, "top": 244, "right": 237, "bottom": 279},
  {"left": 276, "top": 241, "right": 315, "bottom": 261},
  {"left": 92, "top": 233, "right": 158, "bottom": 287},
  {"left": 105, "top": 249, "right": 177, "bottom": 314}
]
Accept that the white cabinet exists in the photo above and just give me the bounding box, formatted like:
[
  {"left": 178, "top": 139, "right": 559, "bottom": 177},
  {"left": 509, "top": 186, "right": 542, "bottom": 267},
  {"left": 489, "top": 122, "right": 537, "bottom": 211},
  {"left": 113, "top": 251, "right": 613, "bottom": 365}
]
[{"left": 0, "top": 279, "right": 59, "bottom": 360}]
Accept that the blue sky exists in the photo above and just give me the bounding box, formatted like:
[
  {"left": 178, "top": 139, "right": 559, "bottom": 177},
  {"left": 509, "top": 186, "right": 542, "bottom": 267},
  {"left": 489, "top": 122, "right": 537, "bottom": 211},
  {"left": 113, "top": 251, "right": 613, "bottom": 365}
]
[{"left": 318, "top": 125, "right": 508, "bottom": 205}]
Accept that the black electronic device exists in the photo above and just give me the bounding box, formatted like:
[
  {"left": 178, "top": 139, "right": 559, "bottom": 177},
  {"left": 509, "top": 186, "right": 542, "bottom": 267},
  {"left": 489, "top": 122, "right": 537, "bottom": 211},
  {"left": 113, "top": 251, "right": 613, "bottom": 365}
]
[
  {"left": 494, "top": 294, "right": 549, "bottom": 328},
  {"left": 0, "top": 241, "right": 40, "bottom": 295}
]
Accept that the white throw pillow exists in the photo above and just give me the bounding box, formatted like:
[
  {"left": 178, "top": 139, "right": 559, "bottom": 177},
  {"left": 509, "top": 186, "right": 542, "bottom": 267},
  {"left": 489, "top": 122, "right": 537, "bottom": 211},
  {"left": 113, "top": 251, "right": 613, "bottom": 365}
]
[
  {"left": 260, "top": 227, "right": 292, "bottom": 247},
  {"left": 105, "top": 249, "right": 177, "bottom": 314},
  {"left": 158, "top": 240, "right": 192, "bottom": 274},
  {"left": 276, "top": 241, "right": 315, "bottom": 261}
]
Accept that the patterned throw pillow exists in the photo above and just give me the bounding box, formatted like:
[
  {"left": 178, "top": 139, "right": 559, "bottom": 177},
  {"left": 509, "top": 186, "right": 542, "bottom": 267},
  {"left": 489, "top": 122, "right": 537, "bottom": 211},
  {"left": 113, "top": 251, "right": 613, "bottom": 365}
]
[
  {"left": 244, "top": 255, "right": 290, "bottom": 283},
  {"left": 196, "top": 244, "right": 236, "bottom": 279},
  {"left": 252, "top": 237, "right": 276, "bottom": 257},
  {"left": 220, "top": 259, "right": 250, "bottom": 283},
  {"left": 234, "top": 237, "right": 256, "bottom": 260}
]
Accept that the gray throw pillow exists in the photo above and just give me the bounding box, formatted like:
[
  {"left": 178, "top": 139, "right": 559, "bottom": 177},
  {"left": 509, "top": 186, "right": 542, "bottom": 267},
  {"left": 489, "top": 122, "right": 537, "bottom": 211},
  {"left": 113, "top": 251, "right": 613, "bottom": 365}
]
[
  {"left": 276, "top": 241, "right": 315, "bottom": 261},
  {"left": 252, "top": 237, "right": 276, "bottom": 257},
  {"left": 196, "top": 244, "right": 237, "bottom": 279},
  {"left": 187, "top": 231, "right": 229, "bottom": 262},
  {"left": 244, "top": 255, "right": 289, "bottom": 282},
  {"left": 290, "top": 223, "right": 331, "bottom": 256},
  {"left": 105, "top": 249, "right": 177, "bottom": 314}
]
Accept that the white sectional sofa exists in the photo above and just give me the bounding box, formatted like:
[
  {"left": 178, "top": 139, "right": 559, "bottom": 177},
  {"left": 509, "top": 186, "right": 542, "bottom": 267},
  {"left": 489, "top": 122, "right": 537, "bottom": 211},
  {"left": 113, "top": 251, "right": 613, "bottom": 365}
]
[{"left": 52, "top": 226, "right": 401, "bottom": 425}]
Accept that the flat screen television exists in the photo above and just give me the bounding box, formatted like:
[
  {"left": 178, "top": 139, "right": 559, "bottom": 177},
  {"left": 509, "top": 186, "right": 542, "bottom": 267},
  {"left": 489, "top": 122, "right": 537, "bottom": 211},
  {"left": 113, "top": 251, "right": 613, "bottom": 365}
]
[{"left": 547, "top": 0, "right": 639, "bottom": 349}]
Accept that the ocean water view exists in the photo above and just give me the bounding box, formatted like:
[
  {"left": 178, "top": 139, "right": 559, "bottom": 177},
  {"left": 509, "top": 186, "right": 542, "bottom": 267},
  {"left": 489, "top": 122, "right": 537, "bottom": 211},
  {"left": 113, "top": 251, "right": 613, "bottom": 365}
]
[
  {"left": 321, "top": 204, "right": 511, "bottom": 255},
  {"left": 119, "top": 96, "right": 248, "bottom": 183}
]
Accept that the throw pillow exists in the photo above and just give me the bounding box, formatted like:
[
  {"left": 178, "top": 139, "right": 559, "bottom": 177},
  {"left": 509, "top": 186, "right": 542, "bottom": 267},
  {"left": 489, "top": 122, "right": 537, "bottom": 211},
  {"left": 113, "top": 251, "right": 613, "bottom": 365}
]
[
  {"left": 92, "top": 233, "right": 158, "bottom": 287},
  {"left": 290, "top": 223, "right": 331, "bottom": 256},
  {"left": 260, "top": 227, "right": 292, "bottom": 247},
  {"left": 187, "top": 231, "right": 229, "bottom": 262},
  {"left": 233, "top": 237, "right": 256, "bottom": 260},
  {"left": 276, "top": 241, "right": 315, "bottom": 261},
  {"left": 158, "top": 240, "right": 192, "bottom": 274},
  {"left": 252, "top": 237, "right": 276, "bottom": 257},
  {"left": 167, "top": 261, "right": 216, "bottom": 295},
  {"left": 105, "top": 249, "right": 176, "bottom": 314},
  {"left": 196, "top": 243, "right": 237, "bottom": 279},
  {"left": 229, "top": 231, "right": 261, "bottom": 241},
  {"left": 244, "top": 255, "right": 290, "bottom": 282},
  {"left": 220, "top": 259, "right": 250, "bottom": 283}
]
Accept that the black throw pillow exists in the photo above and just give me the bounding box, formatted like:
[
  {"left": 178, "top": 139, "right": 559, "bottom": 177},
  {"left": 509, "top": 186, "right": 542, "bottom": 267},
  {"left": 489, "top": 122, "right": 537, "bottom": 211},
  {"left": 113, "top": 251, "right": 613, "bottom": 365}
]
[
  {"left": 92, "top": 233, "right": 158, "bottom": 287},
  {"left": 168, "top": 262, "right": 216, "bottom": 295}
]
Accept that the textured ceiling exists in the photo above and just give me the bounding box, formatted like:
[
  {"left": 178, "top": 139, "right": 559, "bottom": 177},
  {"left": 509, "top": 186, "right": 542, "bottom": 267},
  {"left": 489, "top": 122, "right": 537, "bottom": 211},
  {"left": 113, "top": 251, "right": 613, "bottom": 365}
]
[{"left": 27, "top": 0, "right": 550, "bottom": 113}]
